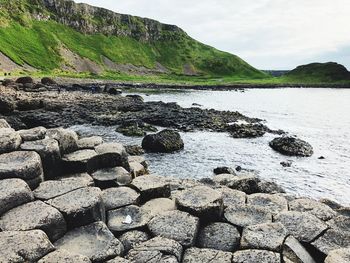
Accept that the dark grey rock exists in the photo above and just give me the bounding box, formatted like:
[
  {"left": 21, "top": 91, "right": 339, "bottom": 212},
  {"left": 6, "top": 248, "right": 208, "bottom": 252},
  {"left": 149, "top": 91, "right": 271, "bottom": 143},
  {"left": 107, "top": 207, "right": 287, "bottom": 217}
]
[
  {"left": 16, "top": 76, "right": 34, "bottom": 84},
  {"left": 92, "top": 167, "right": 132, "bottom": 189},
  {"left": 77, "top": 136, "right": 103, "bottom": 149},
  {"left": 183, "top": 247, "right": 232, "bottom": 263},
  {"left": 289, "top": 198, "right": 336, "bottom": 221},
  {"left": 324, "top": 248, "right": 350, "bottom": 263},
  {"left": 54, "top": 221, "right": 124, "bottom": 262},
  {"left": 62, "top": 149, "right": 97, "bottom": 174},
  {"left": 197, "top": 222, "right": 240, "bottom": 252},
  {"left": 102, "top": 187, "right": 140, "bottom": 211},
  {"left": 257, "top": 180, "right": 286, "bottom": 193},
  {"left": 0, "top": 128, "right": 21, "bottom": 154},
  {"left": 125, "top": 145, "right": 144, "bottom": 156},
  {"left": 38, "top": 249, "right": 92, "bottom": 263},
  {"left": 47, "top": 128, "right": 78, "bottom": 154},
  {"left": 0, "top": 97, "right": 15, "bottom": 114},
  {"left": 131, "top": 175, "right": 170, "bottom": 201},
  {"left": 269, "top": 136, "right": 314, "bottom": 157},
  {"left": 142, "top": 129, "right": 184, "bottom": 153},
  {"left": 47, "top": 187, "right": 105, "bottom": 228},
  {"left": 119, "top": 230, "right": 150, "bottom": 252},
  {"left": 213, "top": 174, "right": 260, "bottom": 194},
  {"left": 224, "top": 204, "right": 272, "bottom": 227},
  {"left": 283, "top": 236, "right": 317, "bottom": 263},
  {"left": 232, "top": 249, "right": 280, "bottom": 263},
  {"left": 142, "top": 198, "right": 177, "bottom": 216},
  {"left": 311, "top": 228, "right": 350, "bottom": 255},
  {"left": 106, "top": 257, "right": 131, "bottom": 263},
  {"left": 213, "top": 166, "right": 236, "bottom": 175},
  {"left": 148, "top": 210, "right": 199, "bottom": 247},
  {"left": 41, "top": 77, "right": 57, "bottom": 85},
  {"left": 247, "top": 193, "right": 288, "bottom": 215},
  {"left": 18, "top": 126, "right": 46, "bottom": 141},
  {"left": 0, "top": 178, "right": 34, "bottom": 216},
  {"left": 227, "top": 123, "right": 267, "bottom": 138}
]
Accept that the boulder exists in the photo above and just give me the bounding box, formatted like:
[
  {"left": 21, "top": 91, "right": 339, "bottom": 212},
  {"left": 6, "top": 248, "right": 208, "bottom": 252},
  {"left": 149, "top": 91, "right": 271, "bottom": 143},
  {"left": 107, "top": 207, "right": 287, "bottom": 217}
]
[
  {"left": 38, "top": 249, "right": 92, "bottom": 263},
  {"left": 197, "top": 222, "right": 240, "bottom": 252},
  {"left": 289, "top": 198, "right": 336, "bottom": 221},
  {"left": 0, "top": 128, "right": 21, "bottom": 154},
  {"left": 102, "top": 187, "right": 140, "bottom": 211},
  {"left": 213, "top": 174, "right": 260, "bottom": 194},
  {"left": 274, "top": 211, "right": 328, "bottom": 242},
  {"left": 18, "top": 126, "right": 46, "bottom": 141},
  {"left": 16, "top": 76, "right": 34, "bottom": 84},
  {"left": 131, "top": 175, "right": 170, "bottom": 201},
  {"left": 148, "top": 210, "right": 199, "bottom": 247},
  {"left": 41, "top": 77, "right": 57, "bottom": 85},
  {"left": 0, "top": 178, "right": 34, "bottom": 216},
  {"left": 257, "top": 180, "right": 286, "bottom": 193},
  {"left": 0, "top": 230, "right": 54, "bottom": 262},
  {"left": 108, "top": 87, "right": 122, "bottom": 95},
  {"left": 240, "top": 222, "right": 288, "bottom": 252},
  {"left": 175, "top": 185, "right": 223, "bottom": 219},
  {"left": 47, "top": 187, "right": 105, "bottom": 228},
  {"left": 311, "top": 228, "right": 350, "bottom": 255},
  {"left": 54, "top": 221, "right": 124, "bottom": 262},
  {"left": 213, "top": 166, "right": 236, "bottom": 175},
  {"left": 142, "top": 129, "right": 184, "bottom": 153},
  {"left": 77, "top": 136, "right": 103, "bottom": 149},
  {"left": 142, "top": 198, "right": 177, "bottom": 216},
  {"left": 119, "top": 230, "right": 150, "bottom": 252},
  {"left": 92, "top": 167, "right": 132, "bottom": 189},
  {"left": 283, "top": 236, "right": 317, "bottom": 263},
  {"left": 0, "top": 200, "right": 66, "bottom": 241},
  {"left": 125, "top": 145, "right": 145, "bottom": 155},
  {"left": 0, "top": 97, "right": 15, "bottom": 113},
  {"left": 0, "top": 118, "right": 11, "bottom": 128},
  {"left": 183, "top": 247, "right": 233, "bottom": 263},
  {"left": 47, "top": 128, "right": 79, "bottom": 154},
  {"left": 224, "top": 204, "right": 272, "bottom": 227},
  {"left": 219, "top": 187, "right": 246, "bottom": 207},
  {"left": 107, "top": 205, "right": 152, "bottom": 233},
  {"left": 325, "top": 248, "right": 350, "bottom": 263},
  {"left": 232, "top": 249, "right": 280, "bottom": 263},
  {"left": 269, "top": 136, "right": 313, "bottom": 157},
  {"left": 2, "top": 78, "right": 16, "bottom": 87},
  {"left": 247, "top": 193, "right": 288, "bottom": 215},
  {"left": 62, "top": 149, "right": 97, "bottom": 174}
]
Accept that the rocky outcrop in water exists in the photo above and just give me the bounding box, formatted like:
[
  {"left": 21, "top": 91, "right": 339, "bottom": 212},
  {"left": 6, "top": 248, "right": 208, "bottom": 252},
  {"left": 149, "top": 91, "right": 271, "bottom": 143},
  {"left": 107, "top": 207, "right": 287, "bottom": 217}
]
[
  {"left": 269, "top": 136, "right": 314, "bottom": 157},
  {"left": 142, "top": 129, "right": 184, "bottom": 153}
]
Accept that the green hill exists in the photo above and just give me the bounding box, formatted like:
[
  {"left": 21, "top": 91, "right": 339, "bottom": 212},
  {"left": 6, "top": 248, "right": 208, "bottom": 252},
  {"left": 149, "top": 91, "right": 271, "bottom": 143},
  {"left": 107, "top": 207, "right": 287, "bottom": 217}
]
[{"left": 0, "top": 0, "right": 266, "bottom": 80}]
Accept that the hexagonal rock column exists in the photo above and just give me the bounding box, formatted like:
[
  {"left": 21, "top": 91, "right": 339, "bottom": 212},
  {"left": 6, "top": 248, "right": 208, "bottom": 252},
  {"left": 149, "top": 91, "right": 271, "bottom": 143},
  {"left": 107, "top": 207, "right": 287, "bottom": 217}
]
[
  {"left": 197, "top": 222, "right": 240, "bottom": 252},
  {"left": 325, "top": 248, "right": 350, "bottom": 263},
  {"left": 224, "top": 204, "right": 272, "bottom": 228},
  {"left": 142, "top": 198, "right": 177, "bottom": 217},
  {"left": 275, "top": 211, "right": 328, "bottom": 243},
  {"left": 0, "top": 151, "right": 44, "bottom": 189},
  {"left": 107, "top": 205, "right": 152, "bottom": 233},
  {"left": 0, "top": 128, "right": 21, "bottom": 154},
  {"left": 38, "top": 250, "right": 92, "bottom": 263},
  {"left": 148, "top": 210, "right": 199, "bottom": 247},
  {"left": 0, "top": 178, "right": 34, "bottom": 216},
  {"left": 283, "top": 236, "right": 317, "bottom": 263},
  {"left": 18, "top": 126, "right": 46, "bottom": 141},
  {"left": 20, "top": 138, "right": 61, "bottom": 180},
  {"left": 0, "top": 230, "right": 55, "bottom": 262},
  {"left": 247, "top": 193, "right": 288, "bottom": 215},
  {"left": 289, "top": 198, "right": 336, "bottom": 221},
  {"left": 240, "top": 222, "right": 288, "bottom": 252},
  {"left": 47, "top": 128, "right": 78, "bottom": 154},
  {"left": 213, "top": 174, "right": 260, "bottom": 194},
  {"left": 62, "top": 149, "right": 98, "bottom": 174},
  {"left": 131, "top": 175, "right": 170, "bottom": 201},
  {"left": 183, "top": 248, "right": 233, "bottom": 263},
  {"left": 92, "top": 167, "right": 132, "bottom": 189},
  {"left": 127, "top": 237, "right": 183, "bottom": 263},
  {"left": 119, "top": 230, "right": 150, "bottom": 253},
  {"left": 0, "top": 200, "right": 67, "bottom": 241},
  {"left": 47, "top": 187, "right": 105, "bottom": 228},
  {"left": 77, "top": 136, "right": 103, "bottom": 150},
  {"left": 54, "top": 221, "right": 124, "bottom": 262},
  {"left": 311, "top": 228, "right": 350, "bottom": 255},
  {"left": 219, "top": 187, "right": 246, "bottom": 208},
  {"left": 232, "top": 249, "right": 280, "bottom": 263},
  {"left": 102, "top": 187, "right": 140, "bottom": 211}
]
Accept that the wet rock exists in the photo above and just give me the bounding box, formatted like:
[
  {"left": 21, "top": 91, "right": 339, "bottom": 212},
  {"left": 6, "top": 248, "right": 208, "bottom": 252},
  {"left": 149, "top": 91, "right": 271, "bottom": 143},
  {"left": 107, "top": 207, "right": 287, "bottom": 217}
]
[
  {"left": 142, "top": 198, "right": 177, "bottom": 216},
  {"left": 142, "top": 129, "right": 184, "bottom": 153},
  {"left": 38, "top": 249, "right": 91, "bottom": 263},
  {"left": 240, "top": 222, "right": 288, "bottom": 251},
  {"left": 47, "top": 128, "right": 79, "bottom": 154},
  {"left": 54, "top": 221, "right": 123, "bottom": 262},
  {"left": 232, "top": 249, "right": 280, "bottom": 263},
  {"left": 311, "top": 228, "right": 350, "bottom": 255},
  {"left": 257, "top": 180, "right": 286, "bottom": 193},
  {"left": 20, "top": 138, "right": 61, "bottom": 179},
  {"left": 41, "top": 77, "right": 57, "bottom": 85},
  {"left": 228, "top": 123, "right": 267, "bottom": 138},
  {"left": 92, "top": 167, "right": 132, "bottom": 189},
  {"left": 274, "top": 211, "right": 328, "bottom": 242},
  {"left": 213, "top": 174, "right": 260, "bottom": 194},
  {"left": 119, "top": 230, "right": 150, "bottom": 252},
  {"left": 324, "top": 248, "right": 350, "bottom": 263},
  {"left": 107, "top": 205, "right": 152, "bottom": 232},
  {"left": 175, "top": 185, "right": 223, "bottom": 219},
  {"left": 77, "top": 136, "right": 103, "bottom": 149},
  {"left": 247, "top": 193, "right": 288, "bottom": 215},
  {"left": 47, "top": 187, "right": 105, "bottom": 228},
  {"left": 0, "top": 178, "right": 34, "bottom": 215},
  {"left": 183, "top": 247, "right": 233, "bottom": 263},
  {"left": 148, "top": 210, "right": 199, "bottom": 247},
  {"left": 127, "top": 236, "right": 183, "bottom": 263},
  {"left": 0, "top": 230, "right": 54, "bottom": 262},
  {"left": 197, "top": 222, "right": 240, "bottom": 252},
  {"left": 224, "top": 204, "right": 272, "bottom": 227},
  {"left": 102, "top": 187, "right": 140, "bottom": 211},
  {"left": 0, "top": 128, "right": 21, "bottom": 154},
  {"left": 213, "top": 166, "right": 236, "bottom": 175},
  {"left": 219, "top": 187, "right": 246, "bottom": 207},
  {"left": 131, "top": 175, "right": 170, "bottom": 201},
  {"left": 0, "top": 118, "right": 11, "bottom": 128},
  {"left": 16, "top": 76, "right": 34, "bottom": 84},
  {"left": 283, "top": 236, "right": 317, "bottom": 263},
  {"left": 289, "top": 198, "right": 336, "bottom": 221},
  {"left": 0, "top": 200, "right": 66, "bottom": 241},
  {"left": 0, "top": 97, "right": 15, "bottom": 113},
  {"left": 34, "top": 174, "right": 94, "bottom": 200},
  {"left": 125, "top": 145, "right": 144, "bottom": 155},
  {"left": 116, "top": 124, "right": 146, "bottom": 137},
  {"left": 62, "top": 149, "right": 97, "bottom": 173},
  {"left": 269, "top": 136, "right": 313, "bottom": 157}
]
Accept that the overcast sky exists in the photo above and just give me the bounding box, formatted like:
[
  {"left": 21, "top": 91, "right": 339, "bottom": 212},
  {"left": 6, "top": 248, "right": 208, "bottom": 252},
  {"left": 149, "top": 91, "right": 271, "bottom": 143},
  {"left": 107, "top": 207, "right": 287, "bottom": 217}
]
[{"left": 79, "top": 0, "right": 350, "bottom": 70}]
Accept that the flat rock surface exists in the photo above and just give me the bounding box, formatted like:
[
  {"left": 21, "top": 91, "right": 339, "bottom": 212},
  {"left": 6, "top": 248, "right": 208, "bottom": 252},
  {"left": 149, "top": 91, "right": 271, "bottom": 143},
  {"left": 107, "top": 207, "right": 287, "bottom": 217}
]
[
  {"left": 247, "top": 193, "right": 288, "bottom": 215},
  {"left": 119, "top": 230, "right": 150, "bottom": 252},
  {"left": 219, "top": 187, "right": 246, "bottom": 207},
  {"left": 106, "top": 257, "right": 131, "bottom": 263},
  {"left": 54, "top": 221, "right": 123, "bottom": 262},
  {"left": 62, "top": 149, "right": 97, "bottom": 173},
  {"left": 311, "top": 228, "right": 350, "bottom": 254},
  {"left": 0, "top": 200, "right": 66, "bottom": 241},
  {"left": 142, "top": 198, "right": 176, "bottom": 216},
  {"left": 183, "top": 247, "right": 233, "bottom": 263},
  {"left": 148, "top": 210, "right": 199, "bottom": 247},
  {"left": 289, "top": 198, "right": 336, "bottom": 221},
  {"left": 92, "top": 167, "right": 132, "bottom": 188},
  {"left": 102, "top": 187, "right": 140, "bottom": 210},
  {"left": 224, "top": 204, "right": 272, "bottom": 227},
  {"left": 77, "top": 136, "right": 103, "bottom": 149},
  {"left": 131, "top": 175, "right": 170, "bottom": 201},
  {"left": 0, "top": 230, "right": 54, "bottom": 262},
  {"left": 38, "top": 249, "right": 92, "bottom": 263},
  {"left": 325, "top": 248, "right": 350, "bottom": 263},
  {"left": 232, "top": 249, "right": 280, "bottom": 263},
  {"left": 18, "top": 126, "right": 46, "bottom": 141},
  {"left": 0, "top": 178, "right": 34, "bottom": 215},
  {"left": 0, "top": 128, "right": 21, "bottom": 154}
]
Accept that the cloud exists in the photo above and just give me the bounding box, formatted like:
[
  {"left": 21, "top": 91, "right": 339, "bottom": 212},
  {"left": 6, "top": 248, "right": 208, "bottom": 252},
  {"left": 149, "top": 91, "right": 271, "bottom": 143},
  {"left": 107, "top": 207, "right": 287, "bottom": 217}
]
[{"left": 78, "top": 0, "right": 350, "bottom": 70}]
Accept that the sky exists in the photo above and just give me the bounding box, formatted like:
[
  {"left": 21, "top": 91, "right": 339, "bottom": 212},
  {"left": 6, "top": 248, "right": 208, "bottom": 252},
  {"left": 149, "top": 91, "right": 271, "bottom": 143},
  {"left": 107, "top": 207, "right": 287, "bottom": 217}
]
[{"left": 79, "top": 0, "right": 350, "bottom": 70}]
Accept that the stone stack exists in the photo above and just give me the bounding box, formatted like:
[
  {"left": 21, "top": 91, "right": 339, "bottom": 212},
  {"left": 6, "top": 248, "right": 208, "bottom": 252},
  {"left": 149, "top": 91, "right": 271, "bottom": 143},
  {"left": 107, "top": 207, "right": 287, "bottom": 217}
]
[{"left": 0, "top": 122, "right": 349, "bottom": 262}]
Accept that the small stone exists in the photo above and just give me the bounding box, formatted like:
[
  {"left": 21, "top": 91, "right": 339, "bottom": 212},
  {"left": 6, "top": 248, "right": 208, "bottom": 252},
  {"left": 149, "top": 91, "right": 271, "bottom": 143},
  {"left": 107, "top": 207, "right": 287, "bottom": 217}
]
[
  {"left": 92, "top": 167, "right": 132, "bottom": 189},
  {"left": 47, "top": 187, "right": 105, "bottom": 228},
  {"left": 0, "top": 128, "right": 21, "bottom": 154},
  {"left": 119, "top": 230, "right": 150, "bottom": 252},
  {"left": 325, "top": 248, "right": 350, "bottom": 263},
  {"left": 18, "top": 126, "right": 46, "bottom": 141},
  {"left": 102, "top": 187, "right": 140, "bottom": 211},
  {"left": 224, "top": 204, "right": 272, "bottom": 227},
  {"left": 0, "top": 119, "right": 11, "bottom": 129},
  {"left": 283, "top": 236, "right": 317, "bottom": 263},
  {"left": 219, "top": 187, "right": 246, "bottom": 207},
  {"left": 54, "top": 221, "right": 124, "bottom": 262},
  {"left": 311, "top": 228, "right": 350, "bottom": 255},
  {"left": 0, "top": 230, "right": 54, "bottom": 262},
  {"left": 183, "top": 247, "right": 233, "bottom": 263},
  {"left": 38, "top": 249, "right": 92, "bottom": 263},
  {"left": 275, "top": 211, "right": 328, "bottom": 242},
  {"left": 62, "top": 149, "right": 97, "bottom": 173},
  {"left": 214, "top": 166, "right": 236, "bottom": 175},
  {"left": 131, "top": 175, "right": 170, "bottom": 201},
  {"left": 77, "top": 136, "right": 103, "bottom": 149},
  {"left": 148, "top": 210, "right": 199, "bottom": 247},
  {"left": 107, "top": 205, "right": 152, "bottom": 232},
  {"left": 142, "top": 198, "right": 177, "bottom": 216},
  {"left": 232, "top": 249, "right": 280, "bottom": 263},
  {"left": 247, "top": 193, "right": 288, "bottom": 215},
  {"left": 47, "top": 128, "right": 78, "bottom": 154},
  {"left": 213, "top": 174, "right": 260, "bottom": 194},
  {"left": 142, "top": 129, "right": 184, "bottom": 153},
  {"left": 0, "top": 178, "right": 34, "bottom": 216},
  {"left": 197, "top": 222, "right": 240, "bottom": 252},
  {"left": 289, "top": 198, "right": 336, "bottom": 221}
]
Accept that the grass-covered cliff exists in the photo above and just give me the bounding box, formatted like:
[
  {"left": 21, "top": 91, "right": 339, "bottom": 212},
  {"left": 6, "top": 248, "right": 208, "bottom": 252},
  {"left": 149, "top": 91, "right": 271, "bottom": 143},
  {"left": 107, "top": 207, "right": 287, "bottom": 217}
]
[{"left": 0, "top": 0, "right": 266, "bottom": 79}]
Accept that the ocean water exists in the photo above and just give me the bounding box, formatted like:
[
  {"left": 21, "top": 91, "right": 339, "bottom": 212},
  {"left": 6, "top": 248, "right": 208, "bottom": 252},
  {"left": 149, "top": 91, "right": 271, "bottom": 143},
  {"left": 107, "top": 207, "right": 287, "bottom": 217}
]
[{"left": 71, "top": 87, "right": 350, "bottom": 205}]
